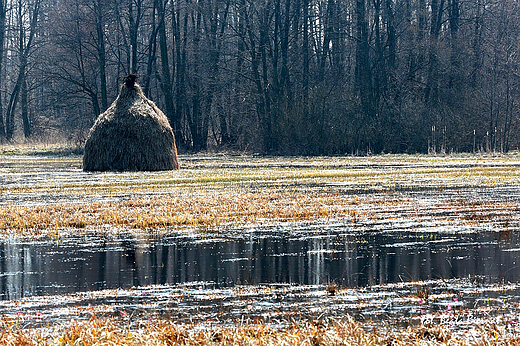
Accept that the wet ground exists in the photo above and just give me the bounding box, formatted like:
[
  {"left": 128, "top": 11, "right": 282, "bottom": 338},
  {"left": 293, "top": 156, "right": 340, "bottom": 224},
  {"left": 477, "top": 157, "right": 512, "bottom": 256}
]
[
  {"left": 1, "top": 154, "right": 520, "bottom": 335},
  {"left": 1, "top": 225, "right": 520, "bottom": 330},
  {"left": 2, "top": 226, "right": 520, "bottom": 298}
]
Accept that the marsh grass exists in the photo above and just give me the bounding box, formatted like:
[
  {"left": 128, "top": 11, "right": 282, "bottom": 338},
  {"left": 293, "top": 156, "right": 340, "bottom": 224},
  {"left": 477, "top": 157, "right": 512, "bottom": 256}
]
[
  {"left": 2, "top": 190, "right": 519, "bottom": 235},
  {"left": 0, "top": 143, "right": 82, "bottom": 156},
  {"left": 3, "top": 153, "right": 520, "bottom": 343},
  {"left": 0, "top": 191, "right": 348, "bottom": 233},
  {"left": 2, "top": 164, "right": 520, "bottom": 236},
  {"left": 10, "top": 190, "right": 520, "bottom": 237},
  {"left": 1, "top": 316, "right": 519, "bottom": 345}
]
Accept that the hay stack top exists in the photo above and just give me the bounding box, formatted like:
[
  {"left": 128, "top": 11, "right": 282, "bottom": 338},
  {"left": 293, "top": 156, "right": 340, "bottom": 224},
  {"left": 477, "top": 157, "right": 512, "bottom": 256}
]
[{"left": 83, "top": 75, "right": 179, "bottom": 171}]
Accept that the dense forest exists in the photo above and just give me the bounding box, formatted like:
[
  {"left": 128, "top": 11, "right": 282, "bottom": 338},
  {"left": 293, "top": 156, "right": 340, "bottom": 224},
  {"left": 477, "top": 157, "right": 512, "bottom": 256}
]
[{"left": 0, "top": 0, "right": 519, "bottom": 154}]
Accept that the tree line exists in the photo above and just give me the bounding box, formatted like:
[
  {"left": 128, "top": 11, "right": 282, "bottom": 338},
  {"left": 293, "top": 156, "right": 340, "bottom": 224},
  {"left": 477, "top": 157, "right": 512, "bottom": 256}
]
[{"left": 0, "top": 0, "right": 519, "bottom": 154}]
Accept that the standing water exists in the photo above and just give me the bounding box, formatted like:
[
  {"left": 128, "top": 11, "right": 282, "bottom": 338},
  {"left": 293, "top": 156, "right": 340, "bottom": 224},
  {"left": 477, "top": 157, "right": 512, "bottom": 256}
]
[
  {"left": 3, "top": 155, "right": 520, "bottom": 330},
  {"left": 1, "top": 226, "right": 518, "bottom": 300}
]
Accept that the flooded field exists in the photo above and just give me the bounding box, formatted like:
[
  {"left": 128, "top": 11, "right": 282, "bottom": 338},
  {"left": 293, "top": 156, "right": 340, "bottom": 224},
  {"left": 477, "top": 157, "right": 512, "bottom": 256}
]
[
  {"left": 2, "top": 152, "right": 520, "bottom": 343},
  {"left": 3, "top": 226, "right": 520, "bottom": 299}
]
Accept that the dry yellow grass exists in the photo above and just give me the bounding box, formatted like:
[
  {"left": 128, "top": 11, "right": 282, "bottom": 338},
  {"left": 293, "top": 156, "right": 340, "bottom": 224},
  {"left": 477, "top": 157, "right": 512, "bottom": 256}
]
[
  {"left": 1, "top": 189, "right": 518, "bottom": 235},
  {"left": 3, "top": 153, "right": 520, "bottom": 236},
  {"left": 0, "top": 191, "right": 349, "bottom": 233},
  {"left": 0, "top": 317, "right": 519, "bottom": 345}
]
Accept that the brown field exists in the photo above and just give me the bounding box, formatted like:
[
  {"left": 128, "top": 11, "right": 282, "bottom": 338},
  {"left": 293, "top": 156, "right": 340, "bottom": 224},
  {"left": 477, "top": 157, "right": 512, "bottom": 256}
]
[{"left": 2, "top": 148, "right": 520, "bottom": 344}]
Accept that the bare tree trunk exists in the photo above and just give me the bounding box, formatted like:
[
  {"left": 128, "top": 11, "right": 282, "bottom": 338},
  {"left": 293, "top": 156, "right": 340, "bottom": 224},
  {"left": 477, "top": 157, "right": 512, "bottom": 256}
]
[
  {"left": 174, "top": 4, "right": 188, "bottom": 146},
  {"left": 373, "top": 0, "right": 382, "bottom": 107},
  {"left": 143, "top": 0, "right": 157, "bottom": 96},
  {"left": 21, "top": 76, "right": 30, "bottom": 137},
  {"left": 280, "top": 0, "right": 291, "bottom": 95},
  {"left": 272, "top": 0, "right": 280, "bottom": 92},
  {"left": 5, "top": 78, "right": 20, "bottom": 140},
  {"left": 302, "top": 0, "right": 309, "bottom": 98},
  {"left": 240, "top": 0, "right": 271, "bottom": 152},
  {"left": 407, "top": 0, "right": 426, "bottom": 82},
  {"left": 128, "top": 0, "right": 142, "bottom": 74},
  {"left": 89, "top": 92, "right": 101, "bottom": 119},
  {"left": 114, "top": 0, "right": 130, "bottom": 75},
  {"left": 0, "top": 0, "right": 6, "bottom": 138},
  {"left": 319, "top": 0, "right": 333, "bottom": 82},
  {"left": 156, "top": 0, "right": 175, "bottom": 126},
  {"left": 424, "top": 0, "right": 444, "bottom": 102},
  {"left": 259, "top": 1, "right": 274, "bottom": 152},
  {"left": 385, "top": 0, "right": 396, "bottom": 71},
  {"left": 471, "top": 0, "right": 483, "bottom": 88},
  {"left": 189, "top": 3, "right": 205, "bottom": 151},
  {"left": 487, "top": 1, "right": 509, "bottom": 153},
  {"left": 204, "top": 0, "right": 230, "bottom": 147},
  {"left": 95, "top": 0, "right": 108, "bottom": 111},
  {"left": 355, "top": 0, "right": 372, "bottom": 115},
  {"left": 6, "top": 0, "right": 40, "bottom": 140},
  {"left": 448, "top": 0, "right": 460, "bottom": 89}
]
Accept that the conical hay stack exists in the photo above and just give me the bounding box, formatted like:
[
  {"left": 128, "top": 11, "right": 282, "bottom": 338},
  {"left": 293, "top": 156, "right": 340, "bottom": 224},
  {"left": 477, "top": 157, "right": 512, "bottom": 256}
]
[{"left": 83, "top": 80, "right": 179, "bottom": 171}]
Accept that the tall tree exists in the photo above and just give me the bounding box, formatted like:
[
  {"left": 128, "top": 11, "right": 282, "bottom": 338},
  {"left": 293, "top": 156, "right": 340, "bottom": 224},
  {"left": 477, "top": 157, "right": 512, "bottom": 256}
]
[
  {"left": 355, "top": 0, "right": 372, "bottom": 116},
  {"left": 155, "top": 0, "right": 176, "bottom": 136},
  {"left": 93, "top": 0, "right": 108, "bottom": 111},
  {"left": 0, "top": 0, "right": 6, "bottom": 138},
  {"left": 5, "top": 0, "right": 41, "bottom": 139},
  {"left": 423, "top": 0, "right": 444, "bottom": 103}
]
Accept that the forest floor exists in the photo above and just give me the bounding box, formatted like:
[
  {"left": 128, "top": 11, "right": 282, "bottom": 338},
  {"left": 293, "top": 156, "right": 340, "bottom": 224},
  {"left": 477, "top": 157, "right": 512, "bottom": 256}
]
[{"left": 1, "top": 146, "right": 520, "bottom": 344}]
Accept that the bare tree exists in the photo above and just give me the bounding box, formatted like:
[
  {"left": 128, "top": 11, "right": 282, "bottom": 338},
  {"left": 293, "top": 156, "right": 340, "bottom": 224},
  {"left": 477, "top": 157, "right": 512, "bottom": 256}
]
[
  {"left": 47, "top": 0, "right": 112, "bottom": 120},
  {"left": 5, "top": 0, "right": 41, "bottom": 139},
  {"left": 1, "top": 0, "right": 520, "bottom": 154},
  {"left": 0, "top": 0, "right": 7, "bottom": 138}
]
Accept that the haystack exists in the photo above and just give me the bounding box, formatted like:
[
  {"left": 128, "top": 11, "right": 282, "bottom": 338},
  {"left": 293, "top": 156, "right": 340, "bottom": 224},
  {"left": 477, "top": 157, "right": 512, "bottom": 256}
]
[{"left": 83, "top": 75, "right": 179, "bottom": 171}]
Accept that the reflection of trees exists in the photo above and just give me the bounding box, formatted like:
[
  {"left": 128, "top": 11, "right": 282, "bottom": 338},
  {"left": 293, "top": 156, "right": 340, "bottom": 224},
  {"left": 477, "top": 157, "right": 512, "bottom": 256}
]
[
  {"left": 2, "top": 232, "right": 520, "bottom": 299},
  {"left": 2, "top": 244, "right": 24, "bottom": 299},
  {"left": 0, "top": 242, "right": 45, "bottom": 299}
]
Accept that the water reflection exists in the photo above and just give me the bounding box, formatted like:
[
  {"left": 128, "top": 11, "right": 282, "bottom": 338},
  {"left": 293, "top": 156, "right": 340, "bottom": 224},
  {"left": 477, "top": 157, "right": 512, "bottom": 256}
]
[{"left": 1, "top": 228, "right": 519, "bottom": 300}]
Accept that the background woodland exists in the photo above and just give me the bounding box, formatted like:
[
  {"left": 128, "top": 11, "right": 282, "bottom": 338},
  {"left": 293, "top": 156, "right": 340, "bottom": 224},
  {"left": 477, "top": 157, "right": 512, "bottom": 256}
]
[{"left": 0, "top": 0, "right": 519, "bottom": 154}]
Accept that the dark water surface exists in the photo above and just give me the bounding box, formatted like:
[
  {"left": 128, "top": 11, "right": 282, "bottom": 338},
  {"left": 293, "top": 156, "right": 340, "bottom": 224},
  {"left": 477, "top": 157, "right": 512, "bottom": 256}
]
[{"left": 1, "top": 225, "right": 519, "bottom": 300}]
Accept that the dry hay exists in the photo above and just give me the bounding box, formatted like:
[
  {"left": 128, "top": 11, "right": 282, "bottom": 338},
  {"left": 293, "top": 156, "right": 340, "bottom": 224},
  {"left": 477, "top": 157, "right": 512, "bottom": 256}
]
[
  {"left": 1, "top": 317, "right": 519, "bottom": 345},
  {"left": 83, "top": 76, "right": 179, "bottom": 171}
]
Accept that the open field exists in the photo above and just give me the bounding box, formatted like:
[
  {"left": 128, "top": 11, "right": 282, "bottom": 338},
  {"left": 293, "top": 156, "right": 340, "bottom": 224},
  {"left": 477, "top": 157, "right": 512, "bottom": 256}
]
[
  {"left": 2, "top": 151, "right": 520, "bottom": 344},
  {"left": 2, "top": 153, "right": 520, "bottom": 234}
]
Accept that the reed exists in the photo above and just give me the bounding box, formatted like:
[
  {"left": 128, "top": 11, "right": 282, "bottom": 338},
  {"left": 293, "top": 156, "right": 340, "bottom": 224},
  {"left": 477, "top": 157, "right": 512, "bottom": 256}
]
[
  {"left": 0, "top": 316, "right": 519, "bottom": 345},
  {"left": 0, "top": 188, "right": 518, "bottom": 235}
]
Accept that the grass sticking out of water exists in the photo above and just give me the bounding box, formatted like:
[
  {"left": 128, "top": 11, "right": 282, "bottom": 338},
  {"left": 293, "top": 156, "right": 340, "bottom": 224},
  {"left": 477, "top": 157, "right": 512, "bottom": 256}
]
[
  {"left": 1, "top": 316, "right": 519, "bottom": 345},
  {"left": 1, "top": 190, "right": 519, "bottom": 236},
  {"left": 0, "top": 192, "right": 349, "bottom": 233}
]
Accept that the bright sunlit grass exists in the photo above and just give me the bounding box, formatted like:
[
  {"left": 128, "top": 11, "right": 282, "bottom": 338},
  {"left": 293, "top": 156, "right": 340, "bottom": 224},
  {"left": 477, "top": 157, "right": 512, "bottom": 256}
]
[
  {"left": 1, "top": 315, "right": 518, "bottom": 345},
  {"left": 1, "top": 153, "right": 520, "bottom": 235}
]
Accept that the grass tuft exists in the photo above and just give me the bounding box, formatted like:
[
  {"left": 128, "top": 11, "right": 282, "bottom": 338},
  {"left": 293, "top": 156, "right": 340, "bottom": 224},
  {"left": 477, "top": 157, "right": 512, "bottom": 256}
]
[{"left": 0, "top": 316, "right": 519, "bottom": 345}]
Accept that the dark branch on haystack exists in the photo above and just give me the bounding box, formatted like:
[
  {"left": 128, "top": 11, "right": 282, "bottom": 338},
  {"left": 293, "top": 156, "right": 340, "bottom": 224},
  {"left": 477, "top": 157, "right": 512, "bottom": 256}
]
[{"left": 83, "top": 75, "right": 179, "bottom": 171}]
